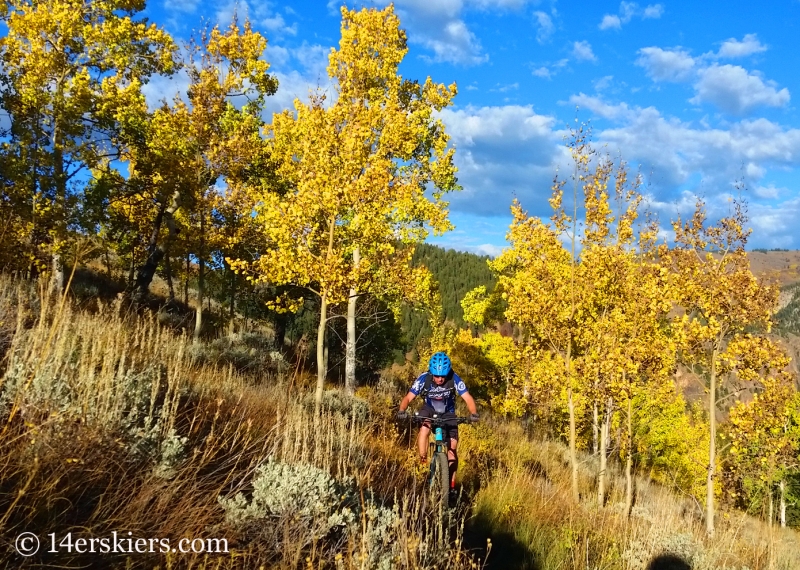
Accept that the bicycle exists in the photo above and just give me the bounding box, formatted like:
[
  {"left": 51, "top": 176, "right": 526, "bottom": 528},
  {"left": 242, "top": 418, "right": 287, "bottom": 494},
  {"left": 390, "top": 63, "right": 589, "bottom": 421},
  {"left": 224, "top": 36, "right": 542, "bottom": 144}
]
[{"left": 410, "top": 413, "right": 472, "bottom": 505}]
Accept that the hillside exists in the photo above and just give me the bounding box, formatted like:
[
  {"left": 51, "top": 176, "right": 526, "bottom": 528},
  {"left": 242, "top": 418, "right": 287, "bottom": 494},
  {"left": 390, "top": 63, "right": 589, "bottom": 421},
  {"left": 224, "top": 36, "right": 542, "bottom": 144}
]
[
  {"left": 1, "top": 276, "right": 798, "bottom": 569},
  {"left": 748, "top": 249, "right": 800, "bottom": 287},
  {"left": 398, "top": 243, "right": 496, "bottom": 354}
]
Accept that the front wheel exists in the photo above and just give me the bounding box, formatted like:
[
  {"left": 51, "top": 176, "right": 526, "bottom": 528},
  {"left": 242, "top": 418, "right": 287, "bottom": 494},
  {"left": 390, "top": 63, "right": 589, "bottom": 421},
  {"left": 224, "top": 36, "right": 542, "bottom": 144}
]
[{"left": 430, "top": 452, "right": 450, "bottom": 503}]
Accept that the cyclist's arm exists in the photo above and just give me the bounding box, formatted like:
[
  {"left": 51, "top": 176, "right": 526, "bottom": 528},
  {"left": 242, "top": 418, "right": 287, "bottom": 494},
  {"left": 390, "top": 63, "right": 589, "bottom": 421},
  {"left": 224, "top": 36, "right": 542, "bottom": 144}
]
[
  {"left": 460, "top": 391, "right": 478, "bottom": 415},
  {"left": 398, "top": 391, "right": 416, "bottom": 412}
]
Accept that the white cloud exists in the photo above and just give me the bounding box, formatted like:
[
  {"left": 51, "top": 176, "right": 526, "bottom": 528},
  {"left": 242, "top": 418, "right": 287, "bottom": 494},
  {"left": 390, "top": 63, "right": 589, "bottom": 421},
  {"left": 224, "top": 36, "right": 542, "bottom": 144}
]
[
  {"left": 579, "top": 99, "right": 800, "bottom": 194},
  {"left": 642, "top": 4, "right": 664, "bottom": 18},
  {"left": 572, "top": 41, "right": 597, "bottom": 62},
  {"left": 600, "top": 2, "right": 663, "bottom": 30},
  {"left": 261, "top": 42, "right": 335, "bottom": 118},
  {"left": 438, "top": 105, "right": 565, "bottom": 216},
  {"left": 620, "top": 1, "right": 638, "bottom": 22},
  {"left": 426, "top": 19, "right": 488, "bottom": 64},
  {"left": 636, "top": 46, "right": 695, "bottom": 82},
  {"left": 599, "top": 14, "right": 622, "bottom": 30},
  {"left": 493, "top": 82, "right": 519, "bottom": 92},
  {"left": 262, "top": 14, "right": 298, "bottom": 36},
  {"left": 636, "top": 38, "right": 789, "bottom": 115},
  {"left": 754, "top": 184, "right": 781, "bottom": 200},
  {"left": 690, "top": 64, "right": 790, "bottom": 114},
  {"left": 372, "top": 0, "right": 485, "bottom": 65},
  {"left": 569, "top": 93, "right": 633, "bottom": 121},
  {"left": 533, "top": 66, "right": 552, "bottom": 79},
  {"left": 367, "top": 0, "right": 534, "bottom": 64},
  {"left": 748, "top": 197, "right": 800, "bottom": 247},
  {"left": 717, "top": 33, "right": 768, "bottom": 58},
  {"left": 267, "top": 45, "right": 290, "bottom": 68},
  {"left": 471, "top": 243, "right": 505, "bottom": 257},
  {"left": 593, "top": 75, "right": 614, "bottom": 91},
  {"left": 533, "top": 11, "right": 555, "bottom": 44},
  {"left": 141, "top": 72, "right": 190, "bottom": 109}
]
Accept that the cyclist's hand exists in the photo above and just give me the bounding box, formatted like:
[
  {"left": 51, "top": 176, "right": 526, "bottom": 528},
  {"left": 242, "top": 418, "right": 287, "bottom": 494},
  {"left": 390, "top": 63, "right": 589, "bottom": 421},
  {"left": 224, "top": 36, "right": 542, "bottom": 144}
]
[
  {"left": 470, "top": 413, "right": 480, "bottom": 424},
  {"left": 396, "top": 410, "right": 409, "bottom": 421}
]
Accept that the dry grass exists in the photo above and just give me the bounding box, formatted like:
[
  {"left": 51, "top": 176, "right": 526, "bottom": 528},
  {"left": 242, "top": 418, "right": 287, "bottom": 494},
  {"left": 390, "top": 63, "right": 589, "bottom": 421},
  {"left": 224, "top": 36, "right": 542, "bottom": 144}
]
[
  {"left": 0, "top": 274, "right": 798, "bottom": 569},
  {"left": 0, "top": 276, "right": 480, "bottom": 569},
  {"left": 457, "top": 419, "right": 800, "bottom": 570}
]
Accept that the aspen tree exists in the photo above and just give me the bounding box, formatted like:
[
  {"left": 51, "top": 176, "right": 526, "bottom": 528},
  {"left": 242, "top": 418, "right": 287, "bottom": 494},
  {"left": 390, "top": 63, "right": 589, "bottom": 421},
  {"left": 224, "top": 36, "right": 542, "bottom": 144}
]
[
  {"left": 238, "top": 6, "right": 458, "bottom": 414},
  {"left": 0, "top": 0, "right": 177, "bottom": 286},
  {"left": 99, "top": 19, "right": 277, "bottom": 309},
  {"left": 723, "top": 337, "right": 799, "bottom": 526},
  {"left": 664, "top": 197, "right": 778, "bottom": 534}
]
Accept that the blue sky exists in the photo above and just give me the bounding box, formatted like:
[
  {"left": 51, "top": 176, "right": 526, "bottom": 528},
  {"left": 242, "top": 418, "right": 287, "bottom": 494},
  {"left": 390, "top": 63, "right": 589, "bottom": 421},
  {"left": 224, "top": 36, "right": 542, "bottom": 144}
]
[{"left": 142, "top": 0, "right": 800, "bottom": 256}]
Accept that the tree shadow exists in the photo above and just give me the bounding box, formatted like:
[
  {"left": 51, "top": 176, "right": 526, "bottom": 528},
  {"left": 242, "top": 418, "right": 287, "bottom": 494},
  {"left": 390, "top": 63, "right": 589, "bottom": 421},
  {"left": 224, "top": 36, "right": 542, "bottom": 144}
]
[
  {"left": 463, "top": 511, "right": 540, "bottom": 570},
  {"left": 646, "top": 554, "right": 691, "bottom": 570}
]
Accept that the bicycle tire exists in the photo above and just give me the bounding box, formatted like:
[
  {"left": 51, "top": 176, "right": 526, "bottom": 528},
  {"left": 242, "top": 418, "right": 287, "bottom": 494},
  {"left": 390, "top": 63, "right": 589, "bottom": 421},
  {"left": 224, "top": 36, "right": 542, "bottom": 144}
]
[{"left": 431, "top": 452, "right": 450, "bottom": 503}]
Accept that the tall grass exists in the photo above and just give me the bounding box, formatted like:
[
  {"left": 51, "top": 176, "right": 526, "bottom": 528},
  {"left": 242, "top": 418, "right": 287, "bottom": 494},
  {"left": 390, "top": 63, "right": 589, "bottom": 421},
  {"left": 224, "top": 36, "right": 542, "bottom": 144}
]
[
  {"left": 457, "top": 419, "right": 800, "bottom": 569},
  {"left": 0, "top": 275, "right": 798, "bottom": 569},
  {"left": 0, "top": 277, "right": 480, "bottom": 569}
]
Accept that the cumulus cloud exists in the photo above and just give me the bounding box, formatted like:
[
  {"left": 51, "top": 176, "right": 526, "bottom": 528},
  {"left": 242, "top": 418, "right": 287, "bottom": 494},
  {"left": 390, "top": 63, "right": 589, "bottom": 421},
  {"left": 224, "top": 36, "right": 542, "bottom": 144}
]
[
  {"left": 599, "top": 14, "right": 622, "bottom": 30},
  {"left": 433, "top": 96, "right": 800, "bottom": 246},
  {"left": 690, "top": 64, "right": 790, "bottom": 114},
  {"left": 531, "top": 58, "right": 569, "bottom": 80},
  {"left": 262, "top": 13, "right": 298, "bottom": 36},
  {"left": 600, "top": 2, "right": 663, "bottom": 30},
  {"left": 754, "top": 184, "right": 781, "bottom": 200},
  {"left": 572, "top": 41, "right": 597, "bottom": 62},
  {"left": 642, "top": 4, "right": 664, "bottom": 18},
  {"left": 533, "top": 11, "right": 555, "bottom": 44},
  {"left": 636, "top": 37, "right": 789, "bottom": 114},
  {"left": 717, "top": 33, "right": 767, "bottom": 58},
  {"left": 569, "top": 93, "right": 634, "bottom": 121},
  {"left": 561, "top": 96, "right": 800, "bottom": 246},
  {"left": 373, "top": 0, "right": 533, "bottom": 65},
  {"left": 747, "top": 197, "right": 800, "bottom": 247},
  {"left": 262, "top": 42, "right": 334, "bottom": 117},
  {"left": 576, "top": 98, "right": 800, "bottom": 196},
  {"left": 471, "top": 243, "right": 505, "bottom": 257},
  {"left": 593, "top": 75, "right": 614, "bottom": 91},
  {"left": 437, "top": 105, "right": 565, "bottom": 216},
  {"left": 636, "top": 46, "right": 695, "bottom": 82}
]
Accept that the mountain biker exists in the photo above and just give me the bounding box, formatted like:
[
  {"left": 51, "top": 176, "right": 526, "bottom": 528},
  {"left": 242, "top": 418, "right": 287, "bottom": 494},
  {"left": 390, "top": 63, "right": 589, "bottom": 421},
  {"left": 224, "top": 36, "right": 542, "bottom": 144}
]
[{"left": 396, "top": 352, "right": 479, "bottom": 497}]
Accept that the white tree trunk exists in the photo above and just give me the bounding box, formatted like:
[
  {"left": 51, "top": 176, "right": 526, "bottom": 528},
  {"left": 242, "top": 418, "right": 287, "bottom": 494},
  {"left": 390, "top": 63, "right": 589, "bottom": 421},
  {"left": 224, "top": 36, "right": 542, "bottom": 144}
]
[
  {"left": 194, "top": 212, "right": 204, "bottom": 342},
  {"left": 706, "top": 349, "right": 717, "bottom": 535},
  {"left": 769, "top": 485, "right": 774, "bottom": 527},
  {"left": 780, "top": 480, "right": 787, "bottom": 528},
  {"left": 598, "top": 396, "right": 612, "bottom": 507},
  {"left": 625, "top": 393, "right": 633, "bottom": 516},
  {"left": 568, "top": 387, "right": 579, "bottom": 502},
  {"left": 315, "top": 293, "right": 329, "bottom": 417},
  {"left": 345, "top": 247, "right": 360, "bottom": 396}
]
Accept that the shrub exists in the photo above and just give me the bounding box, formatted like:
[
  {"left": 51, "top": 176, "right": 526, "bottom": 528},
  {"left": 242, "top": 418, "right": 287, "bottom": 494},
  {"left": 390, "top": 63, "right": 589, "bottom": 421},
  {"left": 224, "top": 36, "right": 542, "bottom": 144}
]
[
  {"left": 303, "top": 389, "right": 371, "bottom": 422},
  {"left": 218, "top": 457, "right": 402, "bottom": 568},
  {"left": 189, "top": 331, "right": 280, "bottom": 373}
]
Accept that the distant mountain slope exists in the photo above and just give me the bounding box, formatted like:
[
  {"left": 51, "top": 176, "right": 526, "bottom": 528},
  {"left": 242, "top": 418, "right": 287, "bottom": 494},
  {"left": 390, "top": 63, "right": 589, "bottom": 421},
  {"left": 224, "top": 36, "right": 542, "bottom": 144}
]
[
  {"left": 398, "top": 243, "right": 496, "bottom": 354},
  {"left": 747, "top": 249, "right": 800, "bottom": 287}
]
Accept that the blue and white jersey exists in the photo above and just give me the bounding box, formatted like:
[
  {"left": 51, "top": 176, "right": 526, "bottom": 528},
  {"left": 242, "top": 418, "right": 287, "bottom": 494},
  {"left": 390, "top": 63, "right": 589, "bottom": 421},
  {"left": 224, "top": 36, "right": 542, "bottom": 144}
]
[{"left": 409, "top": 372, "right": 468, "bottom": 414}]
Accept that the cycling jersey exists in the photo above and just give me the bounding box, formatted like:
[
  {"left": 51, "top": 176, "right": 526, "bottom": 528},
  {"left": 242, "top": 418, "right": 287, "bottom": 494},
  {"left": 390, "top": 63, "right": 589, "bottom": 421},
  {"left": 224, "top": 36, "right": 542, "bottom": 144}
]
[{"left": 409, "top": 371, "right": 469, "bottom": 414}]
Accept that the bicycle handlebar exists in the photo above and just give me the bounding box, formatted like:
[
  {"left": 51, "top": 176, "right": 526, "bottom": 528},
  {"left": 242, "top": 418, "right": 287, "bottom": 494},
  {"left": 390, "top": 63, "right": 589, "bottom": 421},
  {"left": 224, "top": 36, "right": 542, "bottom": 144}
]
[{"left": 410, "top": 414, "right": 473, "bottom": 426}]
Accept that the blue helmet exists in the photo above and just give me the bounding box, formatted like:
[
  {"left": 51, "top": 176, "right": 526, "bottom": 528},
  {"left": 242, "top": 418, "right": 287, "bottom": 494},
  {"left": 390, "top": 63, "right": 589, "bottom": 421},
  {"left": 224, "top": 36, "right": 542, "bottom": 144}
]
[{"left": 428, "top": 352, "right": 451, "bottom": 376}]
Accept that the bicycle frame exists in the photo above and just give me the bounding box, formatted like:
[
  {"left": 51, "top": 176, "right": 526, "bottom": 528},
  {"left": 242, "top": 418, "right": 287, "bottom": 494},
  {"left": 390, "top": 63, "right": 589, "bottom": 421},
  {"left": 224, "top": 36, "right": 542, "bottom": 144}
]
[{"left": 410, "top": 414, "right": 471, "bottom": 498}]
